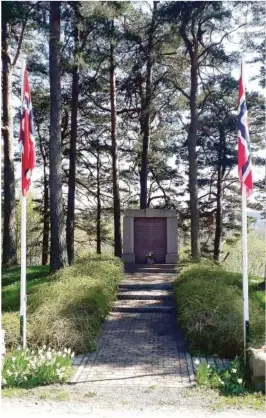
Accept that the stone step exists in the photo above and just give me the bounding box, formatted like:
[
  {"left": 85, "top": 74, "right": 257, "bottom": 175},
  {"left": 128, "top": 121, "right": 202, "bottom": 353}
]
[
  {"left": 125, "top": 266, "right": 176, "bottom": 274},
  {"left": 118, "top": 290, "right": 172, "bottom": 300},
  {"left": 119, "top": 282, "right": 173, "bottom": 291},
  {"left": 113, "top": 299, "right": 175, "bottom": 313}
]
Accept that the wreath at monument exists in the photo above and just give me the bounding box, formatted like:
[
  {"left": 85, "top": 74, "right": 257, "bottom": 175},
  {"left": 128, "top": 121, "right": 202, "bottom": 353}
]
[{"left": 146, "top": 252, "right": 155, "bottom": 264}]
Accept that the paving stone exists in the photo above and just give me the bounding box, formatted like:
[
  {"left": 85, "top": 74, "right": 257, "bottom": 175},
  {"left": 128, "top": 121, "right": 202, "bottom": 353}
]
[
  {"left": 113, "top": 299, "right": 174, "bottom": 313},
  {"left": 70, "top": 267, "right": 194, "bottom": 387}
]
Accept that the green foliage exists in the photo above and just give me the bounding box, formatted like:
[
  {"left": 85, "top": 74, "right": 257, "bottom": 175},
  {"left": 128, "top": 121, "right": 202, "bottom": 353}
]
[
  {"left": 2, "top": 268, "right": 53, "bottom": 312},
  {"left": 2, "top": 265, "right": 50, "bottom": 287},
  {"left": 2, "top": 347, "right": 73, "bottom": 388},
  {"left": 2, "top": 257, "right": 124, "bottom": 353},
  {"left": 174, "top": 263, "right": 265, "bottom": 358},
  {"left": 223, "top": 232, "right": 265, "bottom": 278},
  {"left": 195, "top": 357, "right": 246, "bottom": 394}
]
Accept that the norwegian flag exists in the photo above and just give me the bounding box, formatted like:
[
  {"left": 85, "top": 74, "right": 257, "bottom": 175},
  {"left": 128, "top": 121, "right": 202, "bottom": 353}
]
[
  {"left": 238, "top": 63, "right": 253, "bottom": 197},
  {"left": 19, "top": 68, "right": 36, "bottom": 196}
]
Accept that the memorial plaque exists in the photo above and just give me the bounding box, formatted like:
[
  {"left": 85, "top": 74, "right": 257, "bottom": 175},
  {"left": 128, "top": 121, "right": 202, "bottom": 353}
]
[{"left": 134, "top": 217, "right": 166, "bottom": 263}]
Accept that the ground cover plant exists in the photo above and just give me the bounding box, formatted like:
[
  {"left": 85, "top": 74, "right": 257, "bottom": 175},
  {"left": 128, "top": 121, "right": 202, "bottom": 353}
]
[
  {"left": 195, "top": 357, "right": 246, "bottom": 394},
  {"left": 174, "top": 261, "right": 265, "bottom": 358},
  {"left": 2, "top": 255, "right": 124, "bottom": 353},
  {"left": 2, "top": 346, "right": 74, "bottom": 388}
]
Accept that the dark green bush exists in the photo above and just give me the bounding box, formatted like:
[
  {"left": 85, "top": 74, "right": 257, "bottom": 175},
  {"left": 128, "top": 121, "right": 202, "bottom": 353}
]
[
  {"left": 2, "top": 256, "right": 124, "bottom": 353},
  {"left": 174, "top": 264, "right": 265, "bottom": 358}
]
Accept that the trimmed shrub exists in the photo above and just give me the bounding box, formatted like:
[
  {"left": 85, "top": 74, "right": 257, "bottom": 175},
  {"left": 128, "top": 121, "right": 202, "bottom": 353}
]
[
  {"left": 174, "top": 264, "right": 265, "bottom": 358},
  {"left": 2, "top": 256, "right": 123, "bottom": 353}
]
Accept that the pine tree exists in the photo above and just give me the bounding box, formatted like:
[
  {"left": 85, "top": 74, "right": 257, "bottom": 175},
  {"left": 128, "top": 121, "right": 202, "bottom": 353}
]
[
  {"left": 2, "top": 1, "right": 31, "bottom": 266},
  {"left": 49, "top": 1, "right": 68, "bottom": 271}
]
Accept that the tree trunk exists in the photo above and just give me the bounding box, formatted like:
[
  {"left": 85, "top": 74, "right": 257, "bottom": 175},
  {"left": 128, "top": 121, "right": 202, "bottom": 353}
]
[
  {"left": 96, "top": 143, "right": 101, "bottom": 254},
  {"left": 213, "top": 127, "right": 224, "bottom": 261},
  {"left": 42, "top": 171, "right": 49, "bottom": 265},
  {"left": 213, "top": 167, "right": 222, "bottom": 261},
  {"left": 37, "top": 127, "right": 49, "bottom": 265},
  {"left": 2, "top": 21, "right": 17, "bottom": 267},
  {"left": 110, "top": 19, "right": 122, "bottom": 258},
  {"left": 66, "top": 10, "right": 79, "bottom": 265},
  {"left": 188, "top": 53, "right": 200, "bottom": 259},
  {"left": 49, "top": 1, "right": 68, "bottom": 271},
  {"left": 139, "top": 1, "right": 157, "bottom": 209}
]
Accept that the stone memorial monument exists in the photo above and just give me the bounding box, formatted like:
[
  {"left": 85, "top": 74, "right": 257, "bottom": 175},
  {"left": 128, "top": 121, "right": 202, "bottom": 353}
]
[{"left": 122, "top": 209, "right": 178, "bottom": 264}]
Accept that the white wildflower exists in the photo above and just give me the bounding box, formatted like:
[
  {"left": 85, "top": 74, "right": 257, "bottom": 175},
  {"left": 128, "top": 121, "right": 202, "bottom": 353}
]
[
  {"left": 57, "top": 351, "right": 62, "bottom": 356},
  {"left": 48, "top": 347, "right": 51, "bottom": 351},
  {"left": 63, "top": 353, "right": 67, "bottom": 358},
  {"left": 43, "top": 345, "right": 46, "bottom": 350},
  {"left": 24, "top": 376, "right": 28, "bottom": 381},
  {"left": 2, "top": 378, "right": 7, "bottom": 385},
  {"left": 12, "top": 357, "right": 16, "bottom": 362},
  {"left": 67, "top": 348, "right": 71, "bottom": 355},
  {"left": 237, "top": 378, "right": 243, "bottom": 384},
  {"left": 64, "top": 348, "right": 68, "bottom": 354},
  {"left": 207, "top": 364, "right": 210, "bottom": 369},
  {"left": 194, "top": 359, "right": 200, "bottom": 365},
  {"left": 46, "top": 351, "right": 52, "bottom": 360},
  {"left": 56, "top": 368, "right": 62, "bottom": 376},
  {"left": 71, "top": 352, "right": 75, "bottom": 359},
  {"left": 231, "top": 368, "right": 237, "bottom": 373},
  {"left": 218, "top": 378, "right": 225, "bottom": 385}
]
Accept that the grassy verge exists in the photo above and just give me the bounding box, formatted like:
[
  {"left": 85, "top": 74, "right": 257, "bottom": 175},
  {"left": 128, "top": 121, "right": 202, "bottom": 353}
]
[
  {"left": 2, "top": 265, "right": 51, "bottom": 288},
  {"left": 174, "top": 261, "right": 265, "bottom": 358},
  {"left": 2, "top": 255, "right": 124, "bottom": 353}
]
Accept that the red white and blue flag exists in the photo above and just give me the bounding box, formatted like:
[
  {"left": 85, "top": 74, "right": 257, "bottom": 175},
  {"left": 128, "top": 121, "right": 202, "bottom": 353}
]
[
  {"left": 19, "top": 68, "right": 36, "bottom": 196},
  {"left": 238, "top": 63, "right": 253, "bottom": 197}
]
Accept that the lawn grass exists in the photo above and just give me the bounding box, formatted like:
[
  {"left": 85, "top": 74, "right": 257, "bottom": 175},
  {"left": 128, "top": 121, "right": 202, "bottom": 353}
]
[
  {"left": 2, "top": 265, "right": 52, "bottom": 313},
  {"left": 2, "top": 255, "right": 124, "bottom": 353},
  {"left": 2, "top": 269, "right": 53, "bottom": 313},
  {"left": 2, "top": 265, "right": 51, "bottom": 287}
]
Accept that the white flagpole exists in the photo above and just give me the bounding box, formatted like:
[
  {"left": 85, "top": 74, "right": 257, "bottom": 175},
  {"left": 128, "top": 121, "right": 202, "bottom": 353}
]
[
  {"left": 240, "top": 60, "right": 249, "bottom": 360},
  {"left": 0, "top": 57, "right": 2, "bottom": 399},
  {"left": 20, "top": 58, "right": 27, "bottom": 349},
  {"left": 241, "top": 185, "right": 249, "bottom": 356}
]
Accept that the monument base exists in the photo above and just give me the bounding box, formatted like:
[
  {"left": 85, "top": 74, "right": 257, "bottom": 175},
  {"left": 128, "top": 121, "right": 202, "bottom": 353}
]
[
  {"left": 122, "top": 253, "right": 135, "bottom": 263},
  {"left": 165, "top": 253, "right": 178, "bottom": 264}
]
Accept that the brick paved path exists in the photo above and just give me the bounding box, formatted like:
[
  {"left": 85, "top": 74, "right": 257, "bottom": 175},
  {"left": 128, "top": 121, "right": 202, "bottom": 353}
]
[{"left": 71, "top": 265, "right": 195, "bottom": 387}]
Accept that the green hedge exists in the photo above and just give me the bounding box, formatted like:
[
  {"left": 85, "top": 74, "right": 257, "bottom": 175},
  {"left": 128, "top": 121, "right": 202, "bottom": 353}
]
[
  {"left": 174, "top": 262, "right": 265, "bottom": 358},
  {"left": 2, "top": 255, "right": 124, "bottom": 353}
]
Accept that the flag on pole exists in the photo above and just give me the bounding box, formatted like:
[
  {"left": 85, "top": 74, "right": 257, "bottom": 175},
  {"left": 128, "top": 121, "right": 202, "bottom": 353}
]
[
  {"left": 19, "top": 68, "right": 36, "bottom": 195},
  {"left": 238, "top": 63, "right": 253, "bottom": 197},
  {"left": 19, "top": 65, "right": 35, "bottom": 349},
  {"left": 238, "top": 62, "right": 252, "bottom": 359}
]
